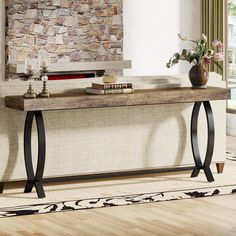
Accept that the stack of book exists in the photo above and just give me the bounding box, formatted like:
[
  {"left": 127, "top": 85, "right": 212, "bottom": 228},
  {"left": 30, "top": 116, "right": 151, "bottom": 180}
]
[{"left": 86, "top": 82, "right": 134, "bottom": 95}]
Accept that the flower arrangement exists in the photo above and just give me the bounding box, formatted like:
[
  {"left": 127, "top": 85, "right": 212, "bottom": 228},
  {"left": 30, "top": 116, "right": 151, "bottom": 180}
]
[{"left": 166, "top": 33, "right": 224, "bottom": 69}]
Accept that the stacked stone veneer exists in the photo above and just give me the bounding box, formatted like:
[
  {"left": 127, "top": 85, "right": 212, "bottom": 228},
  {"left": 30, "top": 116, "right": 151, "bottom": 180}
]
[{"left": 6, "top": 0, "right": 123, "bottom": 78}]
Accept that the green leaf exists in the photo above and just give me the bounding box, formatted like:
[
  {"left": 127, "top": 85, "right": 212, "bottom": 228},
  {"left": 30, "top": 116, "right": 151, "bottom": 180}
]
[
  {"left": 182, "top": 49, "right": 188, "bottom": 55},
  {"left": 174, "top": 53, "right": 180, "bottom": 58}
]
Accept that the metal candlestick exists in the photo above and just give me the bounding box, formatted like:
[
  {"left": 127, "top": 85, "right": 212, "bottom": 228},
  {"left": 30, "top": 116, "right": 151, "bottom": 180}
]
[
  {"left": 39, "top": 67, "right": 50, "bottom": 98},
  {"left": 23, "top": 69, "right": 37, "bottom": 99}
]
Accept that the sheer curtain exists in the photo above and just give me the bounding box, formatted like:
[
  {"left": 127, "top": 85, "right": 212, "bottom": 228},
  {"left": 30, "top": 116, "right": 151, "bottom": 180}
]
[{"left": 202, "top": 0, "right": 226, "bottom": 77}]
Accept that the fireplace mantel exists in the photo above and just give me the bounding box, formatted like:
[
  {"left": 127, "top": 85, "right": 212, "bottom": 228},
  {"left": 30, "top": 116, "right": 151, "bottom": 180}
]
[{"left": 9, "top": 60, "right": 132, "bottom": 75}]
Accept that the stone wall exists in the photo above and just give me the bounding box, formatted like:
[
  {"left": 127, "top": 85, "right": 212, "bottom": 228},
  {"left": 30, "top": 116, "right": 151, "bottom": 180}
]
[{"left": 6, "top": 0, "right": 123, "bottom": 79}]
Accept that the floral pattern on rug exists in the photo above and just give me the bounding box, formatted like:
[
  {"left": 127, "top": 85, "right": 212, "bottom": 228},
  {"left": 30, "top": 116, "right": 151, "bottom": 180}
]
[
  {"left": 226, "top": 152, "right": 236, "bottom": 161},
  {"left": 0, "top": 185, "right": 235, "bottom": 218}
]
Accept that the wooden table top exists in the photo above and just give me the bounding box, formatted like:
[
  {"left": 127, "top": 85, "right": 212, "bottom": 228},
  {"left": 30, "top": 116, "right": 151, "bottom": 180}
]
[{"left": 5, "top": 87, "right": 230, "bottom": 112}]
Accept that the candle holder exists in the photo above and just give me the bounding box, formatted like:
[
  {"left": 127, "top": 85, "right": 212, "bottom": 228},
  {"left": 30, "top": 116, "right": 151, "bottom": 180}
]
[
  {"left": 39, "top": 66, "right": 50, "bottom": 98},
  {"left": 23, "top": 69, "right": 37, "bottom": 99}
]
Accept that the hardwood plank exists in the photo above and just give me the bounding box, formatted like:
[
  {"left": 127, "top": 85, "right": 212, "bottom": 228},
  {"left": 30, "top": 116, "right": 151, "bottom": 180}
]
[
  {"left": 5, "top": 87, "right": 230, "bottom": 112},
  {"left": 0, "top": 195, "right": 235, "bottom": 236}
]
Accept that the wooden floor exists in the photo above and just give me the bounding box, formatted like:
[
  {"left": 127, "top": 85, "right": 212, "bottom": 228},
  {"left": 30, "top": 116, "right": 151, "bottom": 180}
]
[{"left": 0, "top": 136, "right": 236, "bottom": 236}]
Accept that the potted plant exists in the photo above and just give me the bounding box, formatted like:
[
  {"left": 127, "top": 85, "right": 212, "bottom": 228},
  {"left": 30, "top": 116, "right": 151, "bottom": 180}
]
[{"left": 166, "top": 33, "right": 224, "bottom": 88}]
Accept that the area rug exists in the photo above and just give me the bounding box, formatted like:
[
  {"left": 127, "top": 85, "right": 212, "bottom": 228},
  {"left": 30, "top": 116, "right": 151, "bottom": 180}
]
[{"left": 0, "top": 155, "right": 236, "bottom": 218}]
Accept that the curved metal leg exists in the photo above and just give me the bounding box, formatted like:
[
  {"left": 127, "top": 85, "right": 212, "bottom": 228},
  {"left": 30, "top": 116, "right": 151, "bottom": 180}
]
[
  {"left": 0, "top": 182, "right": 4, "bottom": 193},
  {"left": 191, "top": 101, "right": 215, "bottom": 182},
  {"left": 24, "top": 111, "right": 46, "bottom": 198}
]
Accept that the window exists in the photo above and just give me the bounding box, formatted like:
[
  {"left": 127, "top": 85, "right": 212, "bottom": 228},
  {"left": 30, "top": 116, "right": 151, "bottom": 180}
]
[{"left": 228, "top": 0, "right": 236, "bottom": 109}]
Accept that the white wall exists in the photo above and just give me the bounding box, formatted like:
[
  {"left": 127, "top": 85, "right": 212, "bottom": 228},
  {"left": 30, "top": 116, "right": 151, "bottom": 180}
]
[{"left": 123, "top": 0, "right": 201, "bottom": 76}]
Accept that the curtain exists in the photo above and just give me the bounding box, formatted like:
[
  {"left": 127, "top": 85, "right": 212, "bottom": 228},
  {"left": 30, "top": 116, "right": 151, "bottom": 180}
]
[{"left": 202, "top": 0, "right": 225, "bottom": 75}]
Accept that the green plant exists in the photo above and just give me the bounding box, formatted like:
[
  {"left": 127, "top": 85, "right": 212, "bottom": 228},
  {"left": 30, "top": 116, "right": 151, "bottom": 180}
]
[
  {"left": 229, "top": 1, "right": 236, "bottom": 16},
  {"left": 166, "top": 34, "right": 224, "bottom": 69}
]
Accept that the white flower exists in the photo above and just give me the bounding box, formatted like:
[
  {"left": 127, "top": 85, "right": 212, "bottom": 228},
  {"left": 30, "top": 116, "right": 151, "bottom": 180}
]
[
  {"left": 189, "top": 49, "right": 195, "bottom": 55},
  {"left": 201, "top": 34, "right": 207, "bottom": 43},
  {"left": 214, "top": 52, "right": 224, "bottom": 62},
  {"left": 211, "top": 39, "right": 221, "bottom": 47},
  {"left": 178, "top": 33, "right": 188, "bottom": 41}
]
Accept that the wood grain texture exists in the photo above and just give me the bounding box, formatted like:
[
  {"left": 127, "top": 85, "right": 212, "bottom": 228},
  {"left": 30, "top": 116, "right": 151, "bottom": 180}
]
[
  {"left": 0, "top": 194, "right": 235, "bottom": 235},
  {"left": 5, "top": 87, "right": 230, "bottom": 112}
]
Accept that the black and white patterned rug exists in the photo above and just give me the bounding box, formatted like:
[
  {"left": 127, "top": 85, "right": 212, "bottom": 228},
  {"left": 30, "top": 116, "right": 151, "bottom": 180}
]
[
  {"left": 0, "top": 154, "right": 236, "bottom": 218},
  {"left": 226, "top": 151, "right": 236, "bottom": 161},
  {"left": 0, "top": 185, "right": 235, "bottom": 218}
]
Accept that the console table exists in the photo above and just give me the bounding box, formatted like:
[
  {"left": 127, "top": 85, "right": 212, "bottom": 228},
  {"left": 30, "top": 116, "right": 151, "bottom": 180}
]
[{"left": 4, "top": 87, "right": 230, "bottom": 198}]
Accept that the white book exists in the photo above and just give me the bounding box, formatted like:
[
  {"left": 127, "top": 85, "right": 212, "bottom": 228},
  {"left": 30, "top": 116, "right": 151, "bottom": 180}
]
[{"left": 86, "top": 87, "right": 134, "bottom": 95}]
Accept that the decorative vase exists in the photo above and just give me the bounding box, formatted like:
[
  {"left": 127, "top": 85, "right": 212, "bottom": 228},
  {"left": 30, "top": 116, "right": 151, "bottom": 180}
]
[{"left": 189, "top": 65, "right": 209, "bottom": 89}]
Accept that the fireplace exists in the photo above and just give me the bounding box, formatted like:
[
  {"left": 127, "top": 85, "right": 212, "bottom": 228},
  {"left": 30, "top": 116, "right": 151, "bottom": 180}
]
[
  {"left": 47, "top": 72, "right": 100, "bottom": 81},
  {"left": 5, "top": 0, "right": 124, "bottom": 80},
  {"left": 8, "top": 60, "right": 131, "bottom": 81}
]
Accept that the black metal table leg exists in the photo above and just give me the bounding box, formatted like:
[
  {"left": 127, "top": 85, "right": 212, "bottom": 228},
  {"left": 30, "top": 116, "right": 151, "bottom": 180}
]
[
  {"left": 191, "top": 101, "right": 215, "bottom": 182},
  {"left": 0, "top": 182, "right": 4, "bottom": 193},
  {"left": 24, "top": 111, "right": 46, "bottom": 198}
]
